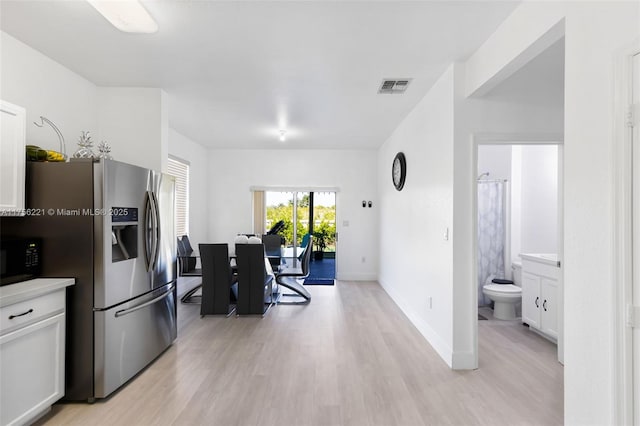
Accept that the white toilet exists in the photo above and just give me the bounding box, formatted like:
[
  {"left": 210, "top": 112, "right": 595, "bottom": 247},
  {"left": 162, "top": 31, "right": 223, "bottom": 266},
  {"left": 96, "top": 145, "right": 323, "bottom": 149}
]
[{"left": 482, "top": 261, "right": 522, "bottom": 320}]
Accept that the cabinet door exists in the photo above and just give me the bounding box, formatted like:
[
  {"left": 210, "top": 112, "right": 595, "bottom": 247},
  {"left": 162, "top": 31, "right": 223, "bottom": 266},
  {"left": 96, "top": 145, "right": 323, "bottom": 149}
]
[
  {"left": 0, "top": 100, "right": 26, "bottom": 214},
  {"left": 521, "top": 272, "right": 541, "bottom": 329},
  {"left": 0, "top": 313, "right": 65, "bottom": 426},
  {"left": 540, "top": 277, "right": 559, "bottom": 340}
]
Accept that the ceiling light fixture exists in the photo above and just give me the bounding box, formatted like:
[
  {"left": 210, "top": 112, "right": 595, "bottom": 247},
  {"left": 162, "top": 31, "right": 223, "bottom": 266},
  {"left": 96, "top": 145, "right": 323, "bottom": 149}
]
[
  {"left": 279, "top": 129, "right": 287, "bottom": 142},
  {"left": 87, "top": 0, "right": 158, "bottom": 34}
]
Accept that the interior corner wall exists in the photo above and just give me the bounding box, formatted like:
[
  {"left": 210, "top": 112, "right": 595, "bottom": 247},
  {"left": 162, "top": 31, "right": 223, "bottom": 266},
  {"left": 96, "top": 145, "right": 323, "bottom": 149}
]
[
  {"left": 0, "top": 32, "right": 170, "bottom": 173},
  {"left": 168, "top": 128, "right": 210, "bottom": 251},
  {"left": 207, "top": 148, "right": 378, "bottom": 281},
  {"left": 377, "top": 65, "right": 455, "bottom": 366},
  {"left": 0, "top": 31, "right": 97, "bottom": 155},
  {"left": 96, "top": 87, "right": 167, "bottom": 171},
  {"left": 460, "top": 1, "right": 640, "bottom": 423}
]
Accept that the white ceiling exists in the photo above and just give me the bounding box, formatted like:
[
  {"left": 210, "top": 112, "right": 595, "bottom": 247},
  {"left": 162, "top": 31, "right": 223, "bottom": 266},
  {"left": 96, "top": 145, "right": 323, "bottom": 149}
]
[{"left": 0, "top": 1, "right": 520, "bottom": 150}]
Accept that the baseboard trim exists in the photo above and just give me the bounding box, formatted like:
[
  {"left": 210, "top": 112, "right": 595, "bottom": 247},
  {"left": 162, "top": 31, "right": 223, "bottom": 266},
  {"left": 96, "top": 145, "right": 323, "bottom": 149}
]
[
  {"left": 337, "top": 273, "right": 377, "bottom": 281},
  {"left": 379, "top": 278, "right": 453, "bottom": 368}
]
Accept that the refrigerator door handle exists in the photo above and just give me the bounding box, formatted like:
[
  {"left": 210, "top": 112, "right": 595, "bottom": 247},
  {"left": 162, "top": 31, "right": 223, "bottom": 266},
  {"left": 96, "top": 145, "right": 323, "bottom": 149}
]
[
  {"left": 150, "top": 191, "right": 161, "bottom": 270},
  {"left": 114, "top": 283, "right": 175, "bottom": 318},
  {"left": 144, "top": 191, "right": 158, "bottom": 272},
  {"left": 143, "top": 191, "right": 153, "bottom": 271}
]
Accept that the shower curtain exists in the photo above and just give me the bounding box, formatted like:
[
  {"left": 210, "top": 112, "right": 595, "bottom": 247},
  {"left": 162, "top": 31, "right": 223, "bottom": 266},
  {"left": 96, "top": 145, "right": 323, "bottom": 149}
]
[{"left": 477, "top": 181, "right": 505, "bottom": 306}]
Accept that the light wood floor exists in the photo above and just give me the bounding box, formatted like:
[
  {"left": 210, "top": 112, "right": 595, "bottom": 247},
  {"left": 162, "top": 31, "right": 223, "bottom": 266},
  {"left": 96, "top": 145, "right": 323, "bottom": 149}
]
[{"left": 36, "top": 281, "right": 563, "bottom": 426}]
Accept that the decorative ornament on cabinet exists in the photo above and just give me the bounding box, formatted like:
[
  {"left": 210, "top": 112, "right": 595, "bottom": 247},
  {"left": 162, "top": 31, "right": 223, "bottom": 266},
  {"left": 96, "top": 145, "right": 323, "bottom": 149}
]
[
  {"left": 97, "top": 141, "right": 113, "bottom": 160},
  {"left": 73, "top": 131, "right": 96, "bottom": 159}
]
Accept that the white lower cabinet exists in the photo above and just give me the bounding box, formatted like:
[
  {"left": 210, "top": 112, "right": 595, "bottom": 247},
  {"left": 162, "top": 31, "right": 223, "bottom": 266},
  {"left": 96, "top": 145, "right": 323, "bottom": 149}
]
[
  {"left": 539, "top": 277, "right": 558, "bottom": 340},
  {"left": 522, "top": 272, "right": 541, "bottom": 329},
  {"left": 521, "top": 257, "right": 560, "bottom": 342},
  {"left": 0, "top": 287, "right": 66, "bottom": 426}
]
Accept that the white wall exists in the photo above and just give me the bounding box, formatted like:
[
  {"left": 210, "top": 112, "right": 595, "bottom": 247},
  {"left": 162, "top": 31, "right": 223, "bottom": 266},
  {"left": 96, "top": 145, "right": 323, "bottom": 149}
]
[
  {"left": 519, "top": 145, "right": 558, "bottom": 255},
  {"left": 0, "top": 31, "right": 97, "bottom": 155},
  {"left": 168, "top": 128, "right": 210, "bottom": 251},
  {"left": 477, "top": 145, "right": 511, "bottom": 181},
  {"left": 208, "top": 149, "right": 378, "bottom": 281},
  {"left": 463, "top": 1, "right": 639, "bottom": 424},
  {"left": 377, "top": 60, "right": 564, "bottom": 367},
  {"left": 378, "top": 66, "right": 455, "bottom": 364},
  {"left": 96, "top": 87, "right": 169, "bottom": 171}
]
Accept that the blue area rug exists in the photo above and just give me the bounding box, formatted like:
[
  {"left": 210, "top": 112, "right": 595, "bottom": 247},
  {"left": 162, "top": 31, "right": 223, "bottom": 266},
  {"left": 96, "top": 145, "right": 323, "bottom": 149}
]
[
  {"left": 304, "top": 278, "right": 335, "bottom": 285},
  {"left": 308, "top": 258, "right": 335, "bottom": 280}
]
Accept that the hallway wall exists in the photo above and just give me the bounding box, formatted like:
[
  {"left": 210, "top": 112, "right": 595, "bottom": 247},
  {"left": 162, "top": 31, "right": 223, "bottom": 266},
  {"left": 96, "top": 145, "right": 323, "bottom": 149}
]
[{"left": 462, "top": 1, "right": 640, "bottom": 423}]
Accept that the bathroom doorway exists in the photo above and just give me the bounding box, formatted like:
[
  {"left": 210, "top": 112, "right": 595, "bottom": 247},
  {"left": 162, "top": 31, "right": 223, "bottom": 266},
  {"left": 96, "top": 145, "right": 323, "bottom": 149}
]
[{"left": 475, "top": 140, "right": 564, "bottom": 365}]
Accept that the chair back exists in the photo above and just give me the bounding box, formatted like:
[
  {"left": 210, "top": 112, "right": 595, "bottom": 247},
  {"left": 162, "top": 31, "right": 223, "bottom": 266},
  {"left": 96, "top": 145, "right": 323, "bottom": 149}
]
[
  {"left": 180, "top": 235, "right": 194, "bottom": 253},
  {"left": 300, "top": 233, "right": 311, "bottom": 249},
  {"left": 235, "top": 243, "right": 272, "bottom": 315},
  {"left": 199, "top": 243, "right": 235, "bottom": 315},
  {"left": 177, "top": 235, "right": 196, "bottom": 274},
  {"left": 177, "top": 237, "right": 186, "bottom": 256},
  {"left": 300, "top": 236, "right": 313, "bottom": 277},
  {"left": 261, "top": 234, "right": 282, "bottom": 257}
]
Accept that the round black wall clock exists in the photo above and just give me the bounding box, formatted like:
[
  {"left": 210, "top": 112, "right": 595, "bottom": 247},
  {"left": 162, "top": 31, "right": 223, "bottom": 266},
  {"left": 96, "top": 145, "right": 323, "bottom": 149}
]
[{"left": 392, "top": 152, "right": 406, "bottom": 191}]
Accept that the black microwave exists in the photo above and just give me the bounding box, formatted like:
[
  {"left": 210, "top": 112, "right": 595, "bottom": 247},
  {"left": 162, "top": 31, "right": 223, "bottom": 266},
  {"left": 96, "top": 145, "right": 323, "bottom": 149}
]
[{"left": 0, "top": 237, "right": 41, "bottom": 286}]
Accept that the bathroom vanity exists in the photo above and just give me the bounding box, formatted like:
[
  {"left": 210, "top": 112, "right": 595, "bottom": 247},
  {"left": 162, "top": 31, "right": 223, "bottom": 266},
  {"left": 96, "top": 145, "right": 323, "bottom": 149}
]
[{"left": 520, "top": 254, "right": 560, "bottom": 342}]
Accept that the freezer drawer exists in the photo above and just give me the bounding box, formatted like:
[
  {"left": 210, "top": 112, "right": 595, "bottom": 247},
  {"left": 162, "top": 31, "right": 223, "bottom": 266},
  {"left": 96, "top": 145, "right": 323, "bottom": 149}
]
[{"left": 94, "top": 282, "right": 176, "bottom": 398}]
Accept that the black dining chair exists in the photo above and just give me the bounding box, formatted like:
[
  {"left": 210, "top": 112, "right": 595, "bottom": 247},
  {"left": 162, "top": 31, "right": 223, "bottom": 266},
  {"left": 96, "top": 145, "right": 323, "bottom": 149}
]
[
  {"left": 261, "top": 234, "right": 282, "bottom": 271},
  {"left": 235, "top": 243, "right": 274, "bottom": 316},
  {"left": 177, "top": 235, "right": 200, "bottom": 276},
  {"left": 275, "top": 236, "right": 312, "bottom": 305},
  {"left": 177, "top": 235, "right": 202, "bottom": 304},
  {"left": 199, "top": 243, "right": 237, "bottom": 316}
]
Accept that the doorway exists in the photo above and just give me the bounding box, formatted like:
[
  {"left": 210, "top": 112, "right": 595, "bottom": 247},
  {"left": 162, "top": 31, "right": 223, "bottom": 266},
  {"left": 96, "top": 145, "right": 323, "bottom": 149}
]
[
  {"left": 475, "top": 140, "right": 564, "bottom": 364},
  {"left": 264, "top": 190, "right": 336, "bottom": 280}
]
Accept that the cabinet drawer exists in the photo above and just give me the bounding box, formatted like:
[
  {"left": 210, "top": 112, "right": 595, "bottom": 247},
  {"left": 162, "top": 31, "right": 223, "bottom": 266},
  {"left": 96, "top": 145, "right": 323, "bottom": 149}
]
[
  {"left": 0, "top": 289, "right": 65, "bottom": 335},
  {"left": 521, "top": 259, "right": 560, "bottom": 279}
]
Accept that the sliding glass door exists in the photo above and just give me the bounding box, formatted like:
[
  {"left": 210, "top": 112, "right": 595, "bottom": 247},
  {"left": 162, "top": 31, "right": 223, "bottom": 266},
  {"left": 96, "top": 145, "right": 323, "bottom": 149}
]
[
  {"left": 265, "top": 191, "right": 309, "bottom": 250},
  {"left": 264, "top": 190, "right": 336, "bottom": 279}
]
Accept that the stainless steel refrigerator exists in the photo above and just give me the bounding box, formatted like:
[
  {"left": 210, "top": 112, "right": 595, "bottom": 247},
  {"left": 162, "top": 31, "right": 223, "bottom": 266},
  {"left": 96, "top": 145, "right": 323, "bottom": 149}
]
[{"left": 1, "top": 159, "right": 177, "bottom": 401}]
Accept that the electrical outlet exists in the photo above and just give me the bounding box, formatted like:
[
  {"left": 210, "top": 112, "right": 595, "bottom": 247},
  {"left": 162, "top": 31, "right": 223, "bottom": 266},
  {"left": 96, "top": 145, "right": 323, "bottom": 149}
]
[
  {"left": 444, "top": 227, "right": 449, "bottom": 241},
  {"left": 361, "top": 256, "right": 366, "bottom": 263}
]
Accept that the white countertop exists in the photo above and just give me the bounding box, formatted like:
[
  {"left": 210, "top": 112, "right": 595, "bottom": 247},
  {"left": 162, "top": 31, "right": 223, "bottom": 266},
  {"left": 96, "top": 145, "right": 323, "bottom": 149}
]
[
  {"left": 0, "top": 278, "right": 75, "bottom": 308},
  {"left": 520, "top": 253, "right": 561, "bottom": 267}
]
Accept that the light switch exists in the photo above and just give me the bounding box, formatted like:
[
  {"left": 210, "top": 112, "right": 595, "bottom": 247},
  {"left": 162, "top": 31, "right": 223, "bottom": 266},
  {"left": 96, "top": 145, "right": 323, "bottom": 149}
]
[
  {"left": 444, "top": 227, "right": 449, "bottom": 241},
  {"left": 343, "top": 220, "right": 349, "bottom": 227}
]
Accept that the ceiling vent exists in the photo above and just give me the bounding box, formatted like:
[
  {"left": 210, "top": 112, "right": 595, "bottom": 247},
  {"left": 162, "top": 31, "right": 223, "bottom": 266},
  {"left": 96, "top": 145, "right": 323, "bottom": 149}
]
[{"left": 378, "top": 79, "right": 412, "bottom": 94}]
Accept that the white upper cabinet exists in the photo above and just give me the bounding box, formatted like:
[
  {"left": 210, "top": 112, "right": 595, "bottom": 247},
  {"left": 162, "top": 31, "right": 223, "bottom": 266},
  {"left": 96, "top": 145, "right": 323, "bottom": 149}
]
[{"left": 0, "top": 100, "right": 26, "bottom": 214}]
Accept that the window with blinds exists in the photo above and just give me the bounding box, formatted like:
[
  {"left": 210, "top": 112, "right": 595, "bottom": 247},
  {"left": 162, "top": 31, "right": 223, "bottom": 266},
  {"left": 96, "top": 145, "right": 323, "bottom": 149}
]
[{"left": 167, "top": 157, "right": 189, "bottom": 237}]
